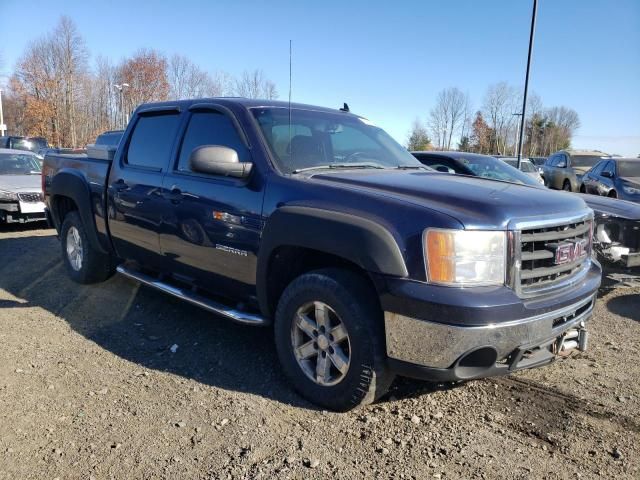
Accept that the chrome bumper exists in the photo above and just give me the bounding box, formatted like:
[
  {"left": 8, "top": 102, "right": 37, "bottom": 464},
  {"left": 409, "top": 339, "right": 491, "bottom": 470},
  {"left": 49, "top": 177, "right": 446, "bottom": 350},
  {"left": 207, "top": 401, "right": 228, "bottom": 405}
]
[{"left": 384, "top": 294, "right": 595, "bottom": 369}]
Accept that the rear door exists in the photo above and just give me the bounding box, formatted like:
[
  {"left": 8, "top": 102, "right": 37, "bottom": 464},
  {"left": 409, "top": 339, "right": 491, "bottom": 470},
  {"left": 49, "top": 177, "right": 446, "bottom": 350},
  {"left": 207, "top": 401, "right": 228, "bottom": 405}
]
[
  {"left": 107, "top": 108, "right": 182, "bottom": 268},
  {"left": 159, "top": 104, "right": 265, "bottom": 299}
]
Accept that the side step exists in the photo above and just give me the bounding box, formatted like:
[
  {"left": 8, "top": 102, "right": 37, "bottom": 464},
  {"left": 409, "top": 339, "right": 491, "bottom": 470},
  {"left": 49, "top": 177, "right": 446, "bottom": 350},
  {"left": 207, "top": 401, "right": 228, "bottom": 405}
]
[{"left": 116, "top": 265, "right": 268, "bottom": 326}]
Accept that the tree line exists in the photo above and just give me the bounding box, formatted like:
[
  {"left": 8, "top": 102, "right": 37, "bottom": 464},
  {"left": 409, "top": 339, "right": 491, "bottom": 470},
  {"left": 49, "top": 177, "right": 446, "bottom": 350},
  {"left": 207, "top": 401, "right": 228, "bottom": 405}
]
[
  {"left": 407, "top": 83, "right": 580, "bottom": 157},
  {"left": 3, "top": 16, "right": 279, "bottom": 148}
]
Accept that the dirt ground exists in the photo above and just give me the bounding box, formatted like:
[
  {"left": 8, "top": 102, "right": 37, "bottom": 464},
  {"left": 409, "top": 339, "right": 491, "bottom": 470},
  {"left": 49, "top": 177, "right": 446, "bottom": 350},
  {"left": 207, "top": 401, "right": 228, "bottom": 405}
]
[{"left": 1, "top": 224, "right": 638, "bottom": 480}]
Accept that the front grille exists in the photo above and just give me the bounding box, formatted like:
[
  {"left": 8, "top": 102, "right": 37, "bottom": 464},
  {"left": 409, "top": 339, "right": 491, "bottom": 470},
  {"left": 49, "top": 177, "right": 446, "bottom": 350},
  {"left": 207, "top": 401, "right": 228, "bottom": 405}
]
[
  {"left": 517, "top": 217, "right": 592, "bottom": 295},
  {"left": 17, "top": 192, "right": 42, "bottom": 203}
]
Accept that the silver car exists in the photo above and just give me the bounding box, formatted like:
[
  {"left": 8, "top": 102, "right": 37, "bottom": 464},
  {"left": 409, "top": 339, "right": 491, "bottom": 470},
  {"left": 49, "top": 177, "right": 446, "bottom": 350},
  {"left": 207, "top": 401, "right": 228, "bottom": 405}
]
[{"left": 0, "top": 148, "right": 46, "bottom": 224}]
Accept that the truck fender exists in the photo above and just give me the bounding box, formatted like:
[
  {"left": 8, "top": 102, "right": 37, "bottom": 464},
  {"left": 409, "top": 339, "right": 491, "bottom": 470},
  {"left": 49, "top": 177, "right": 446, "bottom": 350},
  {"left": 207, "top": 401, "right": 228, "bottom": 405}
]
[
  {"left": 256, "top": 205, "right": 408, "bottom": 315},
  {"left": 50, "top": 169, "right": 109, "bottom": 255}
]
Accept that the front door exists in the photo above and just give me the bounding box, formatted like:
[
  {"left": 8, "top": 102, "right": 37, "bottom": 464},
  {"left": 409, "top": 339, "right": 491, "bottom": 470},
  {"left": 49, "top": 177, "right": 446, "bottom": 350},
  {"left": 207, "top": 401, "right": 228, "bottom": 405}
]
[{"left": 159, "top": 106, "right": 265, "bottom": 301}]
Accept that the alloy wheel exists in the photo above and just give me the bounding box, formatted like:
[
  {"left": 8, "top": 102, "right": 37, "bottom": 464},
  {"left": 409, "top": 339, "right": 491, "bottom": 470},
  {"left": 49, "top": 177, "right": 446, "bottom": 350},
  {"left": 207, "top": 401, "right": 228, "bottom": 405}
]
[{"left": 291, "top": 301, "right": 351, "bottom": 386}]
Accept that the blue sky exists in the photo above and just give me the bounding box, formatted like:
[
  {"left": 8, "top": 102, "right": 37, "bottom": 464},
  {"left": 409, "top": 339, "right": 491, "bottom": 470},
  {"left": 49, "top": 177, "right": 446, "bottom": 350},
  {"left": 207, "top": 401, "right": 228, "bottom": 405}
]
[{"left": 1, "top": 0, "right": 639, "bottom": 155}]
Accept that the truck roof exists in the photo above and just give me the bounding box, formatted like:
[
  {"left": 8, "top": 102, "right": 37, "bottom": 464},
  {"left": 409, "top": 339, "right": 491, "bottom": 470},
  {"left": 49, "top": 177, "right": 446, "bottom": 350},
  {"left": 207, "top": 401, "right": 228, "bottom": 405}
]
[{"left": 134, "top": 97, "right": 357, "bottom": 116}]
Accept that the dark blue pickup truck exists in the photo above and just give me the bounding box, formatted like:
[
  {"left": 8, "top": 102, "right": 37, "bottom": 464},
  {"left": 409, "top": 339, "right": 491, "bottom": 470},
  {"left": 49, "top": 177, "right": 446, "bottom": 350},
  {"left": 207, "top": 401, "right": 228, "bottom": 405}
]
[{"left": 43, "top": 98, "right": 601, "bottom": 410}]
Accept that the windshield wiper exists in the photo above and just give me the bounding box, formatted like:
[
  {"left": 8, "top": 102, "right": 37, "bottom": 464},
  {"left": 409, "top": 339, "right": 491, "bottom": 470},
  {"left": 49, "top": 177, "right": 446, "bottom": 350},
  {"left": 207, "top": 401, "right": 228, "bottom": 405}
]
[
  {"left": 292, "top": 162, "right": 385, "bottom": 174},
  {"left": 395, "top": 165, "right": 429, "bottom": 170}
]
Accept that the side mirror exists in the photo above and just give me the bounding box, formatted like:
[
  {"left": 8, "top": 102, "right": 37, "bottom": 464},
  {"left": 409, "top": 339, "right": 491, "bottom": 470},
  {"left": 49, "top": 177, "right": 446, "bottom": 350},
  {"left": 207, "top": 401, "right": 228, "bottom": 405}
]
[
  {"left": 601, "top": 171, "right": 613, "bottom": 178},
  {"left": 557, "top": 161, "right": 567, "bottom": 168},
  {"left": 189, "top": 145, "right": 252, "bottom": 178}
]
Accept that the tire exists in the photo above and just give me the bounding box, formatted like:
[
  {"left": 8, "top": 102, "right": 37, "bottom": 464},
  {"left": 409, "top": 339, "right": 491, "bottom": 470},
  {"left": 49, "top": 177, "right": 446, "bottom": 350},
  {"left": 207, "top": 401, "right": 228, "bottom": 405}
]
[
  {"left": 60, "top": 211, "right": 115, "bottom": 284},
  {"left": 608, "top": 190, "right": 617, "bottom": 199},
  {"left": 562, "top": 180, "right": 572, "bottom": 192},
  {"left": 579, "top": 185, "right": 586, "bottom": 194},
  {"left": 274, "top": 268, "right": 394, "bottom": 411}
]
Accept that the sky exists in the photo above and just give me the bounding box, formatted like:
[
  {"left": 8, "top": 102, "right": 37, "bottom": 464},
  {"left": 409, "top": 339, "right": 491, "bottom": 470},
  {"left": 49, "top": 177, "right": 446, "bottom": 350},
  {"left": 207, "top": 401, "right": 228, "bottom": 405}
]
[{"left": 1, "top": 0, "right": 639, "bottom": 155}]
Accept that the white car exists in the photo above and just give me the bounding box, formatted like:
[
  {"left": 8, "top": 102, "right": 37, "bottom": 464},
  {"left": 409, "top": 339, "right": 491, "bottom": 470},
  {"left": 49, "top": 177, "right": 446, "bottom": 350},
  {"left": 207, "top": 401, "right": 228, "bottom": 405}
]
[
  {"left": 502, "top": 157, "right": 545, "bottom": 185},
  {"left": 0, "top": 148, "right": 47, "bottom": 224}
]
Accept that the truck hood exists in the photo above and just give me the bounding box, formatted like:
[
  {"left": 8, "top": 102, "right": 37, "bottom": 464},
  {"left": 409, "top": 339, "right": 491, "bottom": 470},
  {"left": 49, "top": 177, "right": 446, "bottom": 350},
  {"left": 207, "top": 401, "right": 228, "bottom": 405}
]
[
  {"left": 308, "top": 170, "right": 589, "bottom": 229},
  {"left": 0, "top": 174, "right": 41, "bottom": 192}
]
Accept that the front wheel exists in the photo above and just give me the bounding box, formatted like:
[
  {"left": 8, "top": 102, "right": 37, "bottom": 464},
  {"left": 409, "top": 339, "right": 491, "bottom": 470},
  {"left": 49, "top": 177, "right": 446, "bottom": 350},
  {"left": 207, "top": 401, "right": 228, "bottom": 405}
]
[
  {"left": 274, "top": 268, "right": 393, "bottom": 411},
  {"left": 563, "top": 180, "right": 572, "bottom": 192},
  {"left": 60, "top": 211, "right": 115, "bottom": 284}
]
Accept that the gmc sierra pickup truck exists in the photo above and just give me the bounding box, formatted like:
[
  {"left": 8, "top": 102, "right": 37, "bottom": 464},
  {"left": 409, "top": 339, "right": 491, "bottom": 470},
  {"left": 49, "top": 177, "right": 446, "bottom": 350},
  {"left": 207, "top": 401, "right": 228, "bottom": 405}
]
[{"left": 43, "top": 98, "right": 601, "bottom": 411}]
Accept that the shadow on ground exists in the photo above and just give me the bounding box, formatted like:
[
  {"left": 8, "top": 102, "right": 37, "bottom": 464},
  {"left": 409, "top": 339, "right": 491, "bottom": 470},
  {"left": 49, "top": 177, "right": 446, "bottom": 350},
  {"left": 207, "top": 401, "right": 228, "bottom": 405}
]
[
  {"left": 606, "top": 293, "right": 640, "bottom": 322},
  {"left": 0, "top": 231, "right": 449, "bottom": 410}
]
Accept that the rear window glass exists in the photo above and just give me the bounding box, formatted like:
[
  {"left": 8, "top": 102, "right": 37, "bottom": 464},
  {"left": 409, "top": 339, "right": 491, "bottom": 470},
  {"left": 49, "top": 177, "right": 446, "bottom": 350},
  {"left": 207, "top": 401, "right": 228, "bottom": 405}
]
[
  {"left": 571, "top": 155, "right": 606, "bottom": 168},
  {"left": 127, "top": 114, "right": 181, "bottom": 169},
  {"left": 617, "top": 161, "right": 640, "bottom": 177}
]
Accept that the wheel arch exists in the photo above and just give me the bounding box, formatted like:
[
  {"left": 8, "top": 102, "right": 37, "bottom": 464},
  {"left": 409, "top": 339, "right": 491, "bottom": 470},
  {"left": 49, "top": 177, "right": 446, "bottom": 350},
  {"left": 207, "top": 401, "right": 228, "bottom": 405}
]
[
  {"left": 257, "top": 206, "right": 407, "bottom": 317},
  {"left": 50, "top": 170, "right": 108, "bottom": 254}
]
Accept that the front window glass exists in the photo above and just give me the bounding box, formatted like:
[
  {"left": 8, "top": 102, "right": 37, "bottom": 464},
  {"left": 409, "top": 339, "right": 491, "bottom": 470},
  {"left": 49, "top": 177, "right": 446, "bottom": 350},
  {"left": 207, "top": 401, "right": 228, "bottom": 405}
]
[
  {"left": 251, "top": 107, "right": 421, "bottom": 173},
  {"left": 0, "top": 153, "right": 42, "bottom": 175},
  {"left": 176, "top": 111, "right": 250, "bottom": 172},
  {"left": 617, "top": 161, "right": 640, "bottom": 177}
]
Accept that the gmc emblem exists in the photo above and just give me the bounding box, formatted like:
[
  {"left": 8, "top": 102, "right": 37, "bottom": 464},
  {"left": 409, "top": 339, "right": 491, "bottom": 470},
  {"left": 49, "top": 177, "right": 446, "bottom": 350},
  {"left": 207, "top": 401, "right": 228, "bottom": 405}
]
[{"left": 550, "top": 239, "right": 588, "bottom": 265}]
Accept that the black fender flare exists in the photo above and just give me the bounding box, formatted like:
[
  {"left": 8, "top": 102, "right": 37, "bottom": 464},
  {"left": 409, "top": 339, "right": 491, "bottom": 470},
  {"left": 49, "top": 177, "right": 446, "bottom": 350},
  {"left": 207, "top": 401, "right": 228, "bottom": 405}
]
[
  {"left": 50, "top": 169, "right": 109, "bottom": 255},
  {"left": 256, "top": 206, "right": 408, "bottom": 316}
]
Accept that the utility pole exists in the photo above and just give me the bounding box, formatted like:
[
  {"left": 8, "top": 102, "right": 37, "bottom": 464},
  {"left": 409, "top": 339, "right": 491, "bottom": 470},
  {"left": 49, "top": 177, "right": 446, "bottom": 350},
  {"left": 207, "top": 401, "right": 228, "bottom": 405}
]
[
  {"left": 517, "top": 0, "right": 538, "bottom": 169},
  {"left": 513, "top": 112, "right": 523, "bottom": 156},
  {"left": 113, "top": 83, "right": 130, "bottom": 129},
  {"left": 0, "top": 89, "right": 6, "bottom": 136}
]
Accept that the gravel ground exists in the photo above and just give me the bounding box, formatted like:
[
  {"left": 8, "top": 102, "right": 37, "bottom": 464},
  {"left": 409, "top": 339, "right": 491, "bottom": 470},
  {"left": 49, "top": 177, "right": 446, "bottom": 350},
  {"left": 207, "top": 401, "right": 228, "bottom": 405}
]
[{"left": 0, "top": 224, "right": 638, "bottom": 479}]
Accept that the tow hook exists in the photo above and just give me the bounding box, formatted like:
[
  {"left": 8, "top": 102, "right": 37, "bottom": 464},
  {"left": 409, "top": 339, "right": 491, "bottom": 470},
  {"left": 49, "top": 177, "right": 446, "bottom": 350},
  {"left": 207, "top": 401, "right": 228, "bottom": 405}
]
[{"left": 557, "top": 321, "right": 588, "bottom": 357}]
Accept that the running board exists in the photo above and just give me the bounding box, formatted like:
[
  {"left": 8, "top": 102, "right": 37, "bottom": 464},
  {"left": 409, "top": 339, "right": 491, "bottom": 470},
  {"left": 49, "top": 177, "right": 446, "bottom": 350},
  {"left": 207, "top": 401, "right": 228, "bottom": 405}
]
[{"left": 116, "top": 265, "right": 268, "bottom": 326}]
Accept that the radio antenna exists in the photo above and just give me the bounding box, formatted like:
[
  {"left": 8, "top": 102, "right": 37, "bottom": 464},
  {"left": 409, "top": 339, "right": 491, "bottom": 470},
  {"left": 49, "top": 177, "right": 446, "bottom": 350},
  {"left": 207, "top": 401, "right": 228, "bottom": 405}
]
[{"left": 288, "top": 40, "right": 292, "bottom": 159}]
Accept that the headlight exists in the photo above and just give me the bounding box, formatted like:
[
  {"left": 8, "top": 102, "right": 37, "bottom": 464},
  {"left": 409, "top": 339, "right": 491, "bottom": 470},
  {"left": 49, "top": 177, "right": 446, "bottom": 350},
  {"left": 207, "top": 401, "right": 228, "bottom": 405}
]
[
  {"left": 623, "top": 185, "right": 640, "bottom": 195},
  {"left": 424, "top": 229, "right": 506, "bottom": 286},
  {"left": 0, "top": 190, "right": 18, "bottom": 201}
]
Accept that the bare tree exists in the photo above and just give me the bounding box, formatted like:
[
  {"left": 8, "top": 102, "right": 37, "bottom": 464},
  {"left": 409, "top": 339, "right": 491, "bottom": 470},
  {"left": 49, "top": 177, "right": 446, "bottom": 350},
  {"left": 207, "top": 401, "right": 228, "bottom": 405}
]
[
  {"left": 482, "top": 82, "right": 519, "bottom": 154},
  {"left": 54, "top": 16, "right": 88, "bottom": 146},
  {"left": 234, "top": 69, "right": 278, "bottom": 99},
  {"left": 428, "top": 87, "right": 467, "bottom": 150},
  {"left": 167, "top": 54, "right": 233, "bottom": 100}
]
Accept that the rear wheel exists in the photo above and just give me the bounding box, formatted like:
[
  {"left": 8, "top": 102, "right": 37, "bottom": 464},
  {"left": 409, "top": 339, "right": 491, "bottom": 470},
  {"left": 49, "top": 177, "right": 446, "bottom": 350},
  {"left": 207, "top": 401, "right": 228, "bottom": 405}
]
[
  {"left": 608, "top": 190, "right": 618, "bottom": 199},
  {"left": 274, "top": 268, "right": 393, "bottom": 411},
  {"left": 60, "top": 211, "right": 115, "bottom": 284},
  {"left": 562, "top": 180, "right": 572, "bottom": 192},
  {"left": 580, "top": 184, "right": 586, "bottom": 193}
]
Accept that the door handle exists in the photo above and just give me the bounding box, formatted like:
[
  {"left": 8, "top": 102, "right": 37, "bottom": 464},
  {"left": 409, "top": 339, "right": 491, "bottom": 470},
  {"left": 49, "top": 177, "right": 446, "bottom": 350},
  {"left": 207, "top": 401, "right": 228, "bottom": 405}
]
[
  {"left": 113, "top": 179, "right": 128, "bottom": 192},
  {"left": 163, "top": 187, "right": 184, "bottom": 203}
]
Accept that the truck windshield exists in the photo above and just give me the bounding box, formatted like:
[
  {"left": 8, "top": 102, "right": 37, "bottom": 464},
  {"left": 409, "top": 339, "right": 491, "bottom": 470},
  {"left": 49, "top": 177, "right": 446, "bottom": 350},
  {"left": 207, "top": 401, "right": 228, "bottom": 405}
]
[
  {"left": 0, "top": 153, "right": 42, "bottom": 175},
  {"left": 251, "top": 107, "right": 423, "bottom": 174}
]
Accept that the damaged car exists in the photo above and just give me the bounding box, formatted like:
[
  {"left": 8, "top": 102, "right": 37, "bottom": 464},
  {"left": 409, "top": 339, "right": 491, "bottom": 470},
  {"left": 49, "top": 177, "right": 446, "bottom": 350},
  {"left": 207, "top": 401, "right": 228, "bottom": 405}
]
[{"left": 578, "top": 193, "right": 640, "bottom": 270}]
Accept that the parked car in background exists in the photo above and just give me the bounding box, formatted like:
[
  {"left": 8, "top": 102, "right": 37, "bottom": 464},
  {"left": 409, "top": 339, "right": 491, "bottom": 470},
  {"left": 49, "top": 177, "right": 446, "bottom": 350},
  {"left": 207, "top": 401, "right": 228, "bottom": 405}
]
[
  {"left": 499, "top": 157, "right": 544, "bottom": 184},
  {"left": 580, "top": 158, "right": 640, "bottom": 202},
  {"left": 42, "top": 98, "right": 600, "bottom": 411},
  {"left": 412, "top": 151, "right": 541, "bottom": 186},
  {"left": 0, "top": 148, "right": 46, "bottom": 224},
  {"left": 0, "top": 136, "right": 50, "bottom": 157},
  {"left": 543, "top": 150, "right": 610, "bottom": 192}
]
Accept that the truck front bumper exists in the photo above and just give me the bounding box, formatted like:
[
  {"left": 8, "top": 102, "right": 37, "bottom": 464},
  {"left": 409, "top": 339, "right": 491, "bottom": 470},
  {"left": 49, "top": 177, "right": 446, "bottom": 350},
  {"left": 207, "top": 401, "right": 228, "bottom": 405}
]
[{"left": 379, "top": 262, "right": 601, "bottom": 382}]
